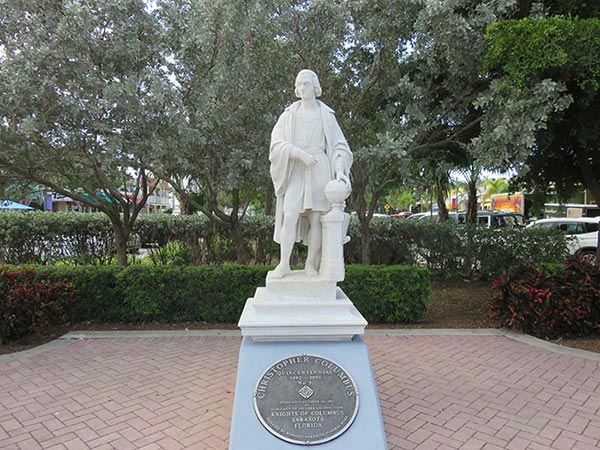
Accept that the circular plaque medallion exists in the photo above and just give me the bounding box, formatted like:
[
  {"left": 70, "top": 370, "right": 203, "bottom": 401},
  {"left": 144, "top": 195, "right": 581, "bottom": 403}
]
[{"left": 253, "top": 354, "right": 359, "bottom": 445}]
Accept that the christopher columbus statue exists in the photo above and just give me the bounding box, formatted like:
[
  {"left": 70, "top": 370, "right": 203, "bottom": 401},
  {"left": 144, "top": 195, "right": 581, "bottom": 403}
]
[{"left": 269, "top": 69, "right": 353, "bottom": 279}]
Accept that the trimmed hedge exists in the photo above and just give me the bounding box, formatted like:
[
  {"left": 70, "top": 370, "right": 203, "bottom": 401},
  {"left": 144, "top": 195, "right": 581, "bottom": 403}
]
[
  {"left": 19, "top": 264, "right": 430, "bottom": 325},
  {"left": 117, "top": 265, "right": 270, "bottom": 322},
  {"left": 490, "top": 259, "right": 600, "bottom": 339},
  {"left": 0, "top": 212, "right": 568, "bottom": 279},
  {"left": 341, "top": 265, "right": 430, "bottom": 323}
]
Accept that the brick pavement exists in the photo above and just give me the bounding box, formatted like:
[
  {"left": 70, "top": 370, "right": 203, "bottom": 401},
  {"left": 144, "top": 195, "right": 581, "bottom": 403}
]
[{"left": 1, "top": 334, "right": 599, "bottom": 449}]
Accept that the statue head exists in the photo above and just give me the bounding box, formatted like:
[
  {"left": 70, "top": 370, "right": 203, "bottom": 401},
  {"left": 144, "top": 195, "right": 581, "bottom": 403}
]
[{"left": 295, "top": 69, "right": 322, "bottom": 98}]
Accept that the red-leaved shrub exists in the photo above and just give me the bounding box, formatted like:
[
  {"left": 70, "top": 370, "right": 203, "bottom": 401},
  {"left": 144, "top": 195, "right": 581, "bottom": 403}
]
[
  {"left": 489, "top": 259, "right": 600, "bottom": 339},
  {"left": 0, "top": 266, "right": 74, "bottom": 343}
]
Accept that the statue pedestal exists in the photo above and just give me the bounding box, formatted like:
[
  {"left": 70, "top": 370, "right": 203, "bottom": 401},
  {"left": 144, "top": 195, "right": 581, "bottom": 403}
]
[
  {"left": 238, "top": 271, "right": 367, "bottom": 341},
  {"left": 229, "top": 337, "right": 387, "bottom": 450},
  {"left": 234, "top": 266, "right": 384, "bottom": 448}
]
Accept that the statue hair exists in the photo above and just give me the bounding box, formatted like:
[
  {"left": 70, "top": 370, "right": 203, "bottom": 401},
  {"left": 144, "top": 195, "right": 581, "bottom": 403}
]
[{"left": 295, "top": 69, "right": 322, "bottom": 98}]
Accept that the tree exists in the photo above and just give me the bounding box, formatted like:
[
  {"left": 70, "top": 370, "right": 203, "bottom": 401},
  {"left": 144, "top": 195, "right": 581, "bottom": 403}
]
[
  {"left": 484, "top": 14, "right": 600, "bottom": 206},
  {"left": 385, "top": 188, "right": 414, "bottom": 213},
  {"left": 338, "top": 0, "right": 530, "bottom": 261},
  {"left": 483, "top": 178, "right": 509, "bottom": 201},
  {"left": 0, "top": 170, "right": 38, "bottom": 206},
  {"left": 0, "top": 1, "right": 175, "bottom": 267},
  {"left": 484, "top": 2, "right": 600, "bottom": 262}
]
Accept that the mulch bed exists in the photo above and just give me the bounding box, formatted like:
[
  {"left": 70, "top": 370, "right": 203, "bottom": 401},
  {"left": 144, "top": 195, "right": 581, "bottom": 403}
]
[{"left": 1, "top": 280, "right": 598, "bottom": 355}]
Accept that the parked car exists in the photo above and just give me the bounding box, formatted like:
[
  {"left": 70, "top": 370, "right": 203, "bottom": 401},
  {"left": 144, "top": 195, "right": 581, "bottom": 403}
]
[
  {"left": 406, "top": 212, "right": 436, "bottom": 220},
  {"left": 470, "top": 211, "right": 525, "bottom": 228},
  {"left": 390, "top": 211, "right": 413, "bottom": 219},
  {"left": 407, "top": 210, "right": 524, "bottom": 228},
  {"left": 526, "top": 217, "right": 599, "bottom": 262}
]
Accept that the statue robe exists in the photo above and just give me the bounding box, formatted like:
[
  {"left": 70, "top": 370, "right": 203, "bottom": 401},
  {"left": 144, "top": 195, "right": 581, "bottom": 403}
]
[{"left": 270, "top": 100, "right": 353, "bottom": 244}]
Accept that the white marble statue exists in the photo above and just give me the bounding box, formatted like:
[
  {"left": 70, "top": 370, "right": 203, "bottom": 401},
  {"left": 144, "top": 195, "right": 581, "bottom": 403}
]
[{"left": 269, "top": 69, "right": 353, "bottom": 279}]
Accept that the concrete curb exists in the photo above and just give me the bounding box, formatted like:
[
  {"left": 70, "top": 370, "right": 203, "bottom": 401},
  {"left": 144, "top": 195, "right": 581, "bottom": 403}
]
[
  {"left": 0, "top": 339, "right": 76, "bottom": 364},
  {"left": 365, "top": 328, "right": 506, "bottom": 336},
  {"left": 3, "top": 329, "right": 599, "bottom": 364},
  {"left": 61, "top": 330, "right": 241, "bottom": 339},
  {"left": 503, "top": 330, "right": 600, "bottom": 362},
  {"left": 61, "top": 328, "right": 505, "bottom": 339}
]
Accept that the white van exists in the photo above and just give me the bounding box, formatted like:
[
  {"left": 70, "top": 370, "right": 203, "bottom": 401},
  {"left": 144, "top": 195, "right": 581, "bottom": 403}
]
[{"left": 526, "top": 217, "right": 599, "bottom": 263}]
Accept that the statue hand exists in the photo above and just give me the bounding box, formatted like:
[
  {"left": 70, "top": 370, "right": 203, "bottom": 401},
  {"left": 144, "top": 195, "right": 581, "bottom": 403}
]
[
  {"left": 336, "top": 172, "right": 350, "bottom": 185},
  {"left": 300, "top": 151, "right": 318, "bottom": 167}
]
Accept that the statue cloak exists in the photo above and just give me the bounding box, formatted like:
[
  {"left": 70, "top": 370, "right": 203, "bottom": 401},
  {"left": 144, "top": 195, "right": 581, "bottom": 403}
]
[{"left": 269, "top": 100, "right": 353, "bottom": 244}]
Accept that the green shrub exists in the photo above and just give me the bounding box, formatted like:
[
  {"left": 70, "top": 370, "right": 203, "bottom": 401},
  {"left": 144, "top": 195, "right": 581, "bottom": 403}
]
[
  {"left": 2, "top": 264, "right": 430, "bottom": 325},
  {"left": 117, "top": 265, "right": 269, "bottom": 322},
  {"left": 240, "top": 212, "right": 279, "bottom": 265},
  {"left": 147, "top": 241, "right": 192, "bottom": 266},
  {"left": 136, "top": 214, "right": 206, "bottom": 264},
  {"left": 0, "top": 266, "right": 74, "bottom": 342},
  {"left": 490, "top": 259, "right": 600, "bottom": 339},
  {"left": 471, "top": 226, "right": 569, "bottom": 280},
  {"left": 346, "top": 218, "right": 568, "bottom": 279},
  {"left": 342, "top": 265, "right": 430, "bottom": 323},
  {"left": 136, "top": 213, "right": 277, "bottom": 265},
  {"left": 0, "top": 211, "right": 114, "bottom": 265}
]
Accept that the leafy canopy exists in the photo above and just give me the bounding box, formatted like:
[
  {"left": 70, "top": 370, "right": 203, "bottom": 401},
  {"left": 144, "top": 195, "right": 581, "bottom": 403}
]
[{"left": 485, "top": 17, "right": 600, "bottom": 91}]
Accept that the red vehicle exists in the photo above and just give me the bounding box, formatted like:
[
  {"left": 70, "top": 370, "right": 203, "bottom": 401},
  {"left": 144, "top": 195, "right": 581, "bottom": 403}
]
[{"left": 390, "top": 212, "right": 413, "bottom": 219}]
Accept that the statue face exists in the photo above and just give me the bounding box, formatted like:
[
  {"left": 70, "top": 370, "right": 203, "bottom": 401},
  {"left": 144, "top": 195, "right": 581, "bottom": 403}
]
[{"left": 295, "top": 73, "right": 316, "bottom": 100}]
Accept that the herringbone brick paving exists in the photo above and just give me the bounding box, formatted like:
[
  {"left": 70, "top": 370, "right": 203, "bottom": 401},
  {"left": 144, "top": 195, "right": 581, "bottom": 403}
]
[{"left": 1, "top": 335, "right": 599, "bottom": 449}]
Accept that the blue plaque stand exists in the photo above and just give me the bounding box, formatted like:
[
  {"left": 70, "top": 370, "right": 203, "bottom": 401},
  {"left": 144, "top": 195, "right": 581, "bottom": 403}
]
[{"left": 229, "top": 336, "right": 388, "bottom": 449}]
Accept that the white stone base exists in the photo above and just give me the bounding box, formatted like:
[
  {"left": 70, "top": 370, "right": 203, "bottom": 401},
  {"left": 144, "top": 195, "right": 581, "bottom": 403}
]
[
  {"left": 238, "top": 281, "right": 367, "bottom": 341},
  {"left": 258, "top": 269, "right": 338, "bottom": 301}
]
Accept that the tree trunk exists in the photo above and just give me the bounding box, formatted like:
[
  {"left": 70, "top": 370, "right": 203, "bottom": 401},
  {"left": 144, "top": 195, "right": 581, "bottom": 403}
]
[
  {"left": 466, "top": 177, "right": 478, "bottom": 224},
  {"left": 516, "top": 0, "right": 533, "bottom": 18},
  {"left": 255, "top": 237, "right": 266, "bottom": 265},
  {"left": 529, "top": 186, "right": 547, "bottom": 219},
  {"left": 204, "top": 233, "right": 215, "bottom": 265},
  {"left": 186, "top": 234, "right": 203, "bottom": 265},
  {"left": 435, "top": 182, "right": 449, "bottom": 221},
  {"left": 360, "top": 219, "right": 371, "bottom": 265},
  {"left": 354, "top": 191, "right": 371, "bottom": 265},
  {"left": 232, "top": 219, "right": 247, "bottom": 264},
  {"left": 258, "top": 190, "right": 274, "bottom": 264},
  {"left": 177, "top": 192, "right": 191, "bottom": 215},
  {"left": 596, "top": 229, "right": 600, "bottom": 268},
  {"left": 437, "top": 198, "right": 449, "bottom": 221},
  {"left": 112, "top": 223, "right": 129, "bottom": 269}
]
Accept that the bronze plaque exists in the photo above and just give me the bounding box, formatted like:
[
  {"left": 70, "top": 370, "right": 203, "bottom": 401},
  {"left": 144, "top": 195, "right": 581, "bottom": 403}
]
[{"left": 253, "top": 354, "right": 359, "bottom": 445}]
